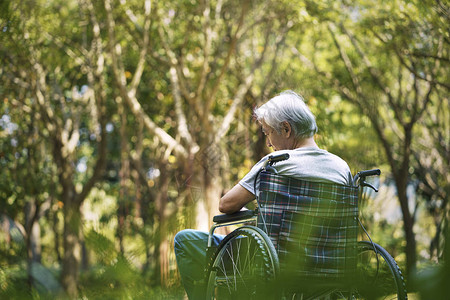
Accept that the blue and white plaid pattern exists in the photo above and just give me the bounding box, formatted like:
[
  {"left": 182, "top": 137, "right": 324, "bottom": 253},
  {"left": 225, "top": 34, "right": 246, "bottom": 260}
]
[{"left": 257, "top": 171, "right": 358, "bottom": 279}]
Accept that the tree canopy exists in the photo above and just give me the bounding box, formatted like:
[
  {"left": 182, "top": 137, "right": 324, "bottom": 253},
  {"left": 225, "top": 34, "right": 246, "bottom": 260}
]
[{"left": 0, "top": 0, "right": 448, "bottom": 298}]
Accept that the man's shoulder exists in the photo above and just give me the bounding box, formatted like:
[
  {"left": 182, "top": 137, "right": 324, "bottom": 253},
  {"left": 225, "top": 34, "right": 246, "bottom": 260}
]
[{"left": 290, "top": 147, "right": 345, "bottom": 161}]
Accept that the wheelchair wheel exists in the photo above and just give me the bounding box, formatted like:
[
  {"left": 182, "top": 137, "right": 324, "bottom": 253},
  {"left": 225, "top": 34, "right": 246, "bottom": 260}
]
[
  {"left": 302, "top": 241, "right": 407, "bottom": 300},
  {"left": 355, "top": 241, "right": 408, "bottom": 300},
  {"left": 205, "top": 225, "right": 279, "bottom": 300}
]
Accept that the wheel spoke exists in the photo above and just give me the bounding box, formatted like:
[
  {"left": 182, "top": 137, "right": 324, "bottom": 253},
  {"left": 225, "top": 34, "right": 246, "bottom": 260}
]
[
  {"left": 356, "top": 241, "right": 407, "bottom": 300},
  {"left": 205, "top": 226, "right": 279, "bottom": 299}
]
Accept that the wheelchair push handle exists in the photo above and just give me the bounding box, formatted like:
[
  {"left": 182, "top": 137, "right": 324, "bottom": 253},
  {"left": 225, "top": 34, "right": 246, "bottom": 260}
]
[
  {"left": 358, "top": 169, "right": 381, "bottom": 177},
  {"left": 263, "top": 153, "right": 290, "bottom": 174},
  {"left": 353, "top": 169, "right": 381, "bottom": 192},
  {"left": 267, "top": 153, "right": 290, "bottom": 165}
]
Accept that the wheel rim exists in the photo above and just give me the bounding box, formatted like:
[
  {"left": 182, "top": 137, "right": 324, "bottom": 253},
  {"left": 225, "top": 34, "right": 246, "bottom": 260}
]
[
  {"left": 206, "top": 228, "right": 278, "bottom": 300},
  {"left": 356, "top": 242, "right": 407, "bottom": 300}
]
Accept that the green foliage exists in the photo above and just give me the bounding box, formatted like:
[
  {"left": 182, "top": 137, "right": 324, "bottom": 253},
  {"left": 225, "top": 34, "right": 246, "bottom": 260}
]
[
  {"left": 0, "top": 0, "right": 447, "bottom": 298},
  {"left": 0, "top": 264, "right": 32, "bottom": 300},
  {"left": 81, "top": 229, "right": 184, "bottom": 299},
  {"left": 80, "top": 247, "right": 147, "bottom": 299}
]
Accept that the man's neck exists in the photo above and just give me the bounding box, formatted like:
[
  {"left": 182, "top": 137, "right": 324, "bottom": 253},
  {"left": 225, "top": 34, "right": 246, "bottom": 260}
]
[{"left": 293, "top": 137, "right": 318, "bottom": 149}]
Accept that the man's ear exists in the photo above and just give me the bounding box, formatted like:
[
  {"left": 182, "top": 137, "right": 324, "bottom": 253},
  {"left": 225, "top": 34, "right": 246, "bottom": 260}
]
[{"left": 282, "top": 121, "right": 292, "bottom": 137}]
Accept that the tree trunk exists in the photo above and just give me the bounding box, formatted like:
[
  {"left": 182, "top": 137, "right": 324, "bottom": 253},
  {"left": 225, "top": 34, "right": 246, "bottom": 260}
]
[
  {"left": 396, "top": 179, "right": 417, "bottom": 275},
  {"left": 203, "top": 171, "right": 223, "bottom": 230},
  {"left": 154, "top": 161, "right": 169, "bottom": 286},
  {"left": 61, "top": 200, "right": 82, "bottom": 299},
  {"left": 1, "top": 215, "right": 11, "bottom": 247},
  {"left": 195, "top": 142, "right": 224, "bottom": 231},
  {"left": 24, "top": 199, "right": 41, "bottom": 289},
  {"left": 159, "top": 238, "right": 170, "bottom": 287},
  {"left": 25, "top": 226, "right": 40, "bottom": 289},
  {"left": 133, "top": 117, "right": 144, "bottom": 220},
  {"left": 118, "top": 100, "right": 130, "bottom": 254},
  {"left": 52, "top": 207, "right": 62, "bottom": 263}
]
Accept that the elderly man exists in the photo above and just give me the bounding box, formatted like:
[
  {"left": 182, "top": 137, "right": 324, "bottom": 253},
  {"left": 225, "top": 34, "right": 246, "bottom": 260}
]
[{"left": 174, "top": 90, "right": 352, "bottom": 299}]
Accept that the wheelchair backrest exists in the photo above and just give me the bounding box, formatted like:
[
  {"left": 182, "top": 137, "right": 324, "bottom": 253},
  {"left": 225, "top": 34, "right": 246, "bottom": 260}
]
[{"left": 257, "top": 171, "right": 359, "bottom": 283}]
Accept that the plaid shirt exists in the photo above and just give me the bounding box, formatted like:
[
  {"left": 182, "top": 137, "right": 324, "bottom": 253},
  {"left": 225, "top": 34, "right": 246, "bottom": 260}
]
[{"left": 257, "top": 171, "right": 358, "bottom": 281}]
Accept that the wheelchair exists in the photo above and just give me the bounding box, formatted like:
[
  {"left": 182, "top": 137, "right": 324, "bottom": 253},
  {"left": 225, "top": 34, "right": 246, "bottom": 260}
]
[{"left": 205, "top": 154, "right": 407, "bottom": 299}]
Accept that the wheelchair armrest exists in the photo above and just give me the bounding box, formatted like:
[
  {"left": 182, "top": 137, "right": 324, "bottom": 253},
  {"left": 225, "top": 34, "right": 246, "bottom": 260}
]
[{"left": 213, "top": 210, "right": 257, "bottom": 224}]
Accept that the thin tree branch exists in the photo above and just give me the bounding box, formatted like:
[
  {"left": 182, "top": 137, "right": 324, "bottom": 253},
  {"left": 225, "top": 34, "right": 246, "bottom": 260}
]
[
  {"left": 371, "top": 30, "right": 450, "bottom": 90},
  {"left": 169, "top": 66, "right": 199, "bottom": 153},
  {"left": 206, "top": 1, "right": 248, "bottom": 113},
  {"left": 290, "top": 46, "right": 398, "bottom": 176},
  {"left": 215, "top": 22, "right": 277, "bottom": 142},
  {"left": 128, "top": 0, "right": 152, "bottom": 98},
  {"left": 328, "top": 23, "right": 364, "bottom": 98},
  {"left": 154, "top": 6, "right": 197, "bottom": 151},
  {"left": 155, "top": 9, "right": 193, "bottom": 105},
  {"left": 105, "top": 0, "right": 188, "bottom": 158},
  {"left": 337, "top": 23, "right": 407, "bottom": 125},
  {"left": 75, "top": 0, "right": 109, "bottom": 205},
  {"left": 195, "top": 0, "right": 213, "bottom": 100}
]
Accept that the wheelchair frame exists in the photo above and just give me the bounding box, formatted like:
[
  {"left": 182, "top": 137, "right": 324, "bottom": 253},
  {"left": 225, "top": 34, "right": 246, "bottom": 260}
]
[{"left": 205, "top": 155, "right": 407, "bottom": 300}]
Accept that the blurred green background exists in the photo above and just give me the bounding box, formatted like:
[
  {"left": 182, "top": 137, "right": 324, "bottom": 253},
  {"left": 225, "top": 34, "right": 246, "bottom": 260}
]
[{"left": 0, "top": 0, "right": 448, "bottom": 298}]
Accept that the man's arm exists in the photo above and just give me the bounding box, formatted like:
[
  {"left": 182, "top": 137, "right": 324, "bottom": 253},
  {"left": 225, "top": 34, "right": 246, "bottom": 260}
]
[{"left": 219, "top": 184, "right": 255, "bottom": 214}]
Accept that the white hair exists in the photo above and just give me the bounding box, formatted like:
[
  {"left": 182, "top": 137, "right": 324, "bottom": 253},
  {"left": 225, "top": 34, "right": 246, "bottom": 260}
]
[{"left": 254, "top": 90, "right": 318, "bottom": 139}]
